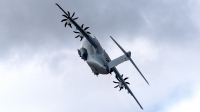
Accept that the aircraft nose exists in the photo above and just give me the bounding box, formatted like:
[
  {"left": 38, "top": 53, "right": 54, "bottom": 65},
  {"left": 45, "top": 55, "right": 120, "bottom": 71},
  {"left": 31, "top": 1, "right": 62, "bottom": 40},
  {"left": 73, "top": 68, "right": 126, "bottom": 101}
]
[{"left": 86, "top": 54, "right": 109, "bottom": 74}]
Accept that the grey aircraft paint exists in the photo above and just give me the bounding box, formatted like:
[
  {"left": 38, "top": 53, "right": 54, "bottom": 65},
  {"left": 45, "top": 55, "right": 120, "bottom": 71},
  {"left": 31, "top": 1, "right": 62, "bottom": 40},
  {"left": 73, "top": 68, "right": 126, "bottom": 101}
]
[
  {"left": 82, "top": 38, "right": 109, "bottom": 74},
  {"left": 56, "top": 3, "right": 149, "bottom": 110}
]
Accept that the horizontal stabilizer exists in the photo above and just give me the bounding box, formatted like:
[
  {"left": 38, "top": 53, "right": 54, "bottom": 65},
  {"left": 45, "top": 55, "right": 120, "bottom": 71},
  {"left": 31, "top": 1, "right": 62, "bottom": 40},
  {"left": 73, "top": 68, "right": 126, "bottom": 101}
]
[{"left": 110, "top": 36, "right": 149, "bottom": 85}]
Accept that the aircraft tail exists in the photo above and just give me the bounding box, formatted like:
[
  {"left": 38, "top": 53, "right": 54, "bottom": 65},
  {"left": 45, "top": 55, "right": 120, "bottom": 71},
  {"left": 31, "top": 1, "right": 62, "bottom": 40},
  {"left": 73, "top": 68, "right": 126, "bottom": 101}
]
[
  {"left": 110, "top": 36, "right": 149, "bottom": 85},
  {"left": 107, "top": 52, "right": 130, "bottom": 71}
]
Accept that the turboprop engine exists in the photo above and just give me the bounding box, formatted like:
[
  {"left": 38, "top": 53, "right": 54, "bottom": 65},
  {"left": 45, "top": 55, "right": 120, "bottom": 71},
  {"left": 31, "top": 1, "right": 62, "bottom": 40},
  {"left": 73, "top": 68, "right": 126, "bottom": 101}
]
[{"left": 78, "top": 47, "right": 88, "bottom": 60}]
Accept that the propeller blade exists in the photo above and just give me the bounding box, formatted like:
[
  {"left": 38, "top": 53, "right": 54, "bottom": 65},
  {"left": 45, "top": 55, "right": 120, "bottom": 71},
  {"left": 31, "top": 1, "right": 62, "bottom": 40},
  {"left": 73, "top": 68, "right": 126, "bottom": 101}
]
[
  {"left": 71, "top": 12, "right": 75, "bottom": 18},
  {"left": 129, "top": 58, "right": 149, "bottom": 85},
  {"left": 116, "top": 76, "right": 120, "bottom": 81},
  {"left": 73, "top": 17, "right": 78, "bottom": 20},
  {"left": 68, "top": 23, "right": 72, "bottom": 28},
  {"left": 114, "top": 85, "right": 119, "bottom": 88},
  {"left": 61, "top": 19, "right": 67, "bottom": 22},
  {"left": 64, "top": 22, "right": 68, "bottom": 27},
  {"left": 84, "top": 27, "right": 89, "bottom": 30},
  {"left": 73, "top": 31, "right": 79, "bottom": 33},
  {"left": 126, "top": 82, "right": 130, "bottom": 85},
  {"left": 119, "top": 87, "right": 122, "bottom": 91},
  {"left": 80, "top": 36, "right": 83, "bottom": 41},
  {"left": 75, "top": 35, "right": 79, "bottom": 38},
  {"left": 67, "top": 11, "right": 70, "bottom": 16},
  {"left": 113, "top": 81, "right": 119, "bottom": 83},
  {"left": 81, "top": 24, "right": 84, "bottom": 28},
  {"left": 62, "top": 15, "right": 68, "bottom": 18},
  {"left": 87, "top": 32, "right": 91, "bottom": 34},
  {"left": 124, "top": 77, "right": 129, "bottom": 81}
]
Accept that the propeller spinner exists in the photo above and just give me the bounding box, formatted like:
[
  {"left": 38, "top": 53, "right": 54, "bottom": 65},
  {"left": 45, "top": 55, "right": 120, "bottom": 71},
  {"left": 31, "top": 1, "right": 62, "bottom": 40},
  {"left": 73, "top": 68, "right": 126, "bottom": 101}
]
[{"left": 113, "top": 74, "right": 130, "bottom": 91}]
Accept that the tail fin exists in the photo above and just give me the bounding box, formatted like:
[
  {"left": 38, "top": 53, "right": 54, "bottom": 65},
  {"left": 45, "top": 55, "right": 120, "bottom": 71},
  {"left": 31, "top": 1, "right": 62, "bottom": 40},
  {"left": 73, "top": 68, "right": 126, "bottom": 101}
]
[
  {"left": 107, "top": 53, "right": 130, "bottom": 71},
  {"left": 110, "top": 36, "right": 149, "bottom": 85}
]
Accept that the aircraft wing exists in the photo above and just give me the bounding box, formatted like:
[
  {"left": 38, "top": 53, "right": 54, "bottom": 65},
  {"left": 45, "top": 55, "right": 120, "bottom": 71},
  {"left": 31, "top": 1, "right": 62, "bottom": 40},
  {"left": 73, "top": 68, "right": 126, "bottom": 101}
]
[
  {"left": 112, "top": 67, "right": 143, "bottom": 109},
  {"left": 56, "top": 3, "right": 97, "bottom": 48}
]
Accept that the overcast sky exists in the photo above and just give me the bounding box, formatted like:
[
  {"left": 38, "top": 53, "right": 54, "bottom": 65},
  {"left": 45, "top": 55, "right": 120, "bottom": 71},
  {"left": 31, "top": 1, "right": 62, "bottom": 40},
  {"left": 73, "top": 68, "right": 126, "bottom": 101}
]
[{"left": 0, "top": 0, "right": 200, "bottom": 112}]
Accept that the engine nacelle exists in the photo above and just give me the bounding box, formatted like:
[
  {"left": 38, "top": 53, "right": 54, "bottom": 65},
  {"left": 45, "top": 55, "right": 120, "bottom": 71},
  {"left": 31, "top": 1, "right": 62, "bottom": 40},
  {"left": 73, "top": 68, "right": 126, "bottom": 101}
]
[{"left": 77, "top": 47, "right": 88, "bottom": 60}]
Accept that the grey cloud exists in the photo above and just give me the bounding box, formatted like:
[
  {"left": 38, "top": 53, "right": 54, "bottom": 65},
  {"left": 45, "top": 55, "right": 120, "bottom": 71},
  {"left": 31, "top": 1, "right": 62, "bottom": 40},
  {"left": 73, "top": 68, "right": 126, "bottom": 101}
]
[
  {"left": 1, "top": 0, "right": 200, "bottom": 112},
  {"left": 1, "top": 0, "right": 199, "bottom": 55}
]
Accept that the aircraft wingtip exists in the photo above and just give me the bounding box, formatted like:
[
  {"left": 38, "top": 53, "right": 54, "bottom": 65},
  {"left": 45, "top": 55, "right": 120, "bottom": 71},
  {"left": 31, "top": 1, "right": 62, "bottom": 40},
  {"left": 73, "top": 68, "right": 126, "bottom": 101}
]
[{"left": 140, "top": 105, "right": 143, "bottom": 110}]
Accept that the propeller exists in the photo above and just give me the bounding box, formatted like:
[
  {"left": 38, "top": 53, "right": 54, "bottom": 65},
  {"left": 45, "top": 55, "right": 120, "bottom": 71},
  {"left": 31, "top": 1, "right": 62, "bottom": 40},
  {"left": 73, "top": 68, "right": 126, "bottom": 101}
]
[
  {"left": 113, "top": 74, "right": 130, "bottom": 91},
  {"left": 61, "top": 11, "right": 78, "bottom": 28},
  {"left": 73, "top": 24, "right": 91, "bottom": 41}
]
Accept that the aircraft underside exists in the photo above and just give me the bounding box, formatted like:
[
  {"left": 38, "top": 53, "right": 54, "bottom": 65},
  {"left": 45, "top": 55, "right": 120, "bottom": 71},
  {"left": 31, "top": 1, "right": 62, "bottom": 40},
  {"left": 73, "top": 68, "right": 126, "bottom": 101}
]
[{"left": 56, "top": 3, "right": 149, "bottom": 109}]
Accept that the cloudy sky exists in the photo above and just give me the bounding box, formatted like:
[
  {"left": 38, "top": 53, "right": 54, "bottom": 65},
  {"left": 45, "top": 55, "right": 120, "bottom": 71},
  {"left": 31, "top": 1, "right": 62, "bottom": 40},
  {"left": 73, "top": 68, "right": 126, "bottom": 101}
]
[{"left": 0, "top": 0, "right": 200, "bottom": 112}]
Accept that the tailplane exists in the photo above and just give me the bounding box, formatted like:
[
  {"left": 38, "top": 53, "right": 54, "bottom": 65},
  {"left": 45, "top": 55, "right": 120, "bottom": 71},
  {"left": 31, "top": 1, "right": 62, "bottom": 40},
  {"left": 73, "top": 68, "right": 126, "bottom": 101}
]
[{"left": 110, "top": 36, "right": 149, "bottom": 85}]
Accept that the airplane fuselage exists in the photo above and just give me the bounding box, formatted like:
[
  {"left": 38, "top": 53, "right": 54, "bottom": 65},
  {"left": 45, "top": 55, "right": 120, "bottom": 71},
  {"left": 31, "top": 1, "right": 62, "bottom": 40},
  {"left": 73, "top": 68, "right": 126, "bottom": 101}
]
[
  {"left": 56, "top": 3, "right": 148, "bottom": 109},
  {"left": 78, "top": 38, "right": 111, "bottom": 75}
]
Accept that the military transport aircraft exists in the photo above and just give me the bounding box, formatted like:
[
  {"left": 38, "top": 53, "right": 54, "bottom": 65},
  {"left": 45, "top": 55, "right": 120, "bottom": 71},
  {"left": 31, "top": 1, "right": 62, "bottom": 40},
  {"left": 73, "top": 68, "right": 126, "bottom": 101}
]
[{"left": 56, "top": 3, "right": 149, "bottom": 110}]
